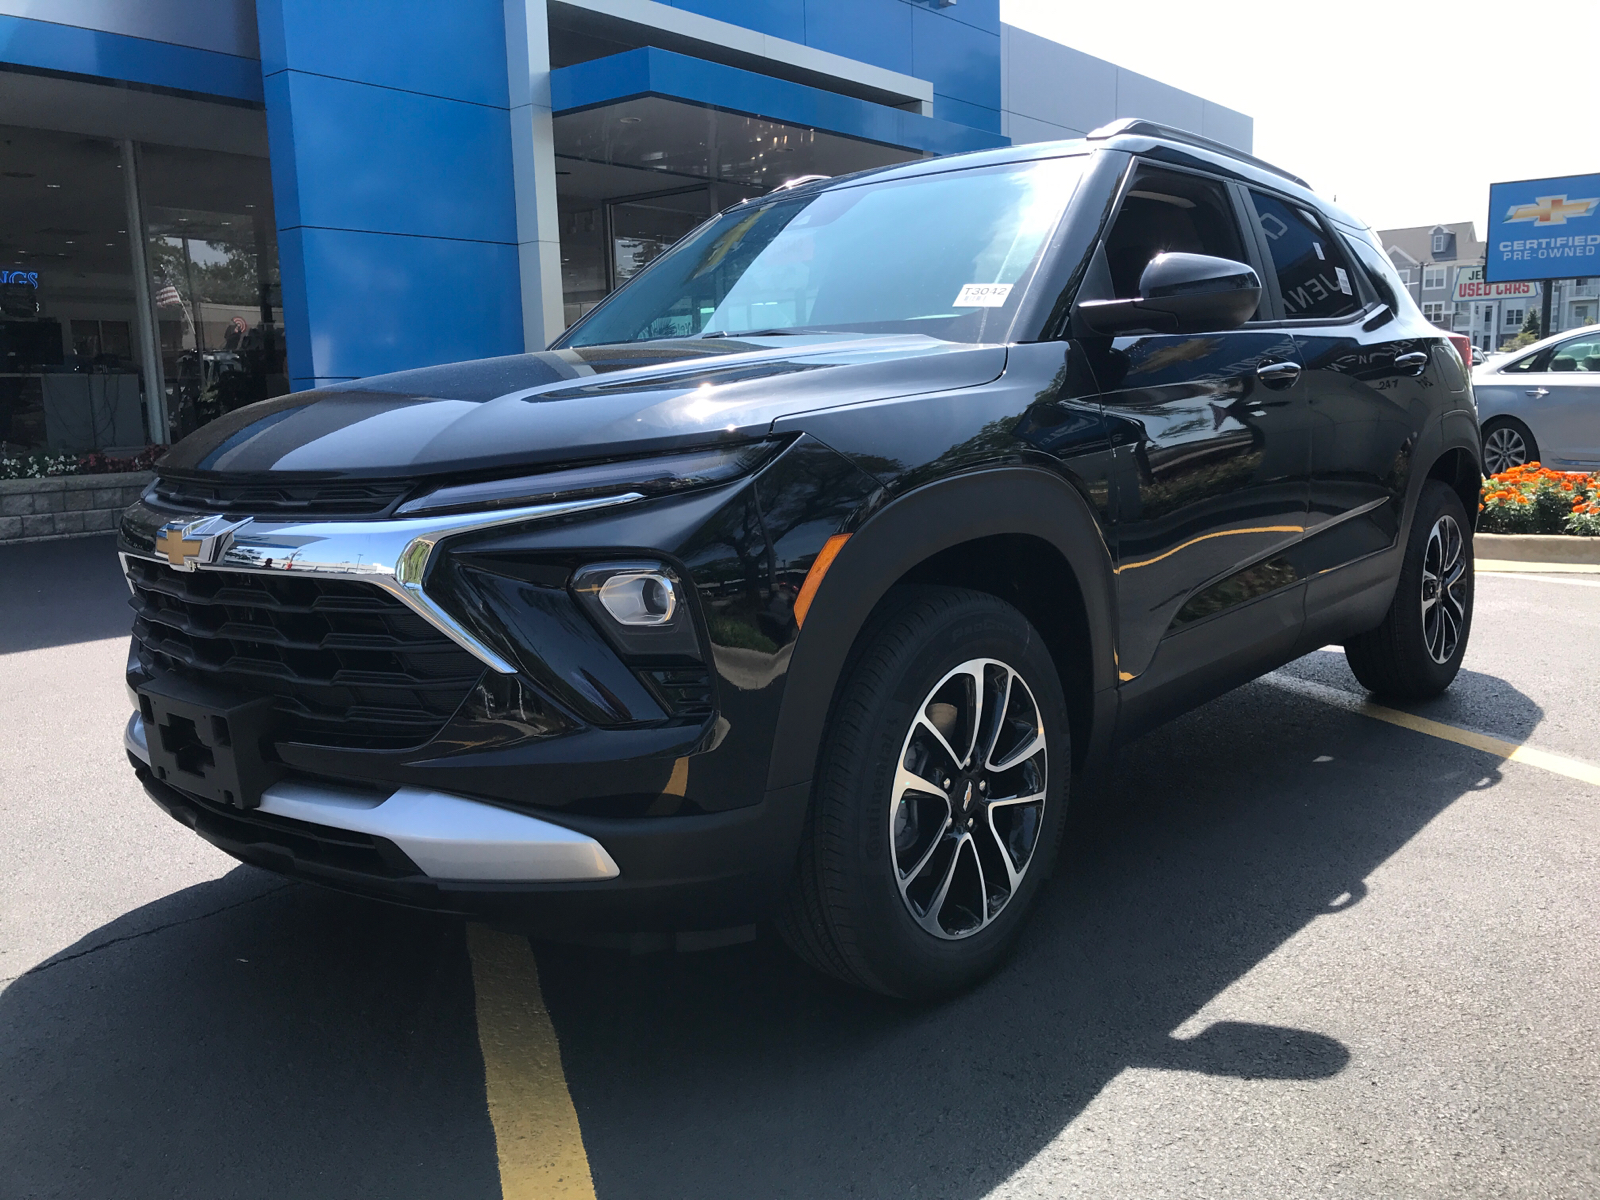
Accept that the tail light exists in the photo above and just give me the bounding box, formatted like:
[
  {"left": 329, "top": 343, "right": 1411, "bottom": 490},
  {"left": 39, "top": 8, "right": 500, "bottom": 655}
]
[{"left": 1447, "top": 333, "right": 1473, "bottom": 370}]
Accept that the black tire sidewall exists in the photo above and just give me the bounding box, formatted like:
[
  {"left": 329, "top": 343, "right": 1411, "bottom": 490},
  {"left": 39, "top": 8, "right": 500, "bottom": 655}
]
[
  {"left": 818, "top": 589, "right": 1068, "bottom": 999},
  {"left": 1387, "top": 481, "right": 1476, "bottom": 692}
]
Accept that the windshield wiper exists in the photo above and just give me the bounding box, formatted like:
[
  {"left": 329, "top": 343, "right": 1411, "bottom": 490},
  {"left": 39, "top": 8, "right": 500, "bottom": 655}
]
[{"left": 699, "top": 328, "right": 807, "bottom": 339}]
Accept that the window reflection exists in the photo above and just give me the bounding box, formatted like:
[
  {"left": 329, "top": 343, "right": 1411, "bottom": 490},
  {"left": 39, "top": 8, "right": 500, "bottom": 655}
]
[{"left": 140, "top": 144, "right": 287, "bottom": 442}]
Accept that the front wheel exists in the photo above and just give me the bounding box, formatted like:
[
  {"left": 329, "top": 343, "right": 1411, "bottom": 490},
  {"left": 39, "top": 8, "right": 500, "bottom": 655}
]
[
  {"left": 775, "top": 586, "right": 1068, "bottom": 1000},
  {"left": 1345, "top": 480, "right": 1474, "bottom": 699}
]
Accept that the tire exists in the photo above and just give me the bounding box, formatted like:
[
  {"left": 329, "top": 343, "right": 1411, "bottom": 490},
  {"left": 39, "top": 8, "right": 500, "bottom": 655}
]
[
  {"left": 1344, "top": 481, "right": 1474, "bottom": 700},
  {"left": 1481, "top": 417, "right": 1539, "bottom": 475},
  {"left": 775, "top": 586, "right": 1069, "bottom": 1000}
]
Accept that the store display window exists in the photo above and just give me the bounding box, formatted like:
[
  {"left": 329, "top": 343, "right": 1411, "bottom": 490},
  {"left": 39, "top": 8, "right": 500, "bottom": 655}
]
[{"left": 0, "top": 125, "right": 286, "bottom": 457}]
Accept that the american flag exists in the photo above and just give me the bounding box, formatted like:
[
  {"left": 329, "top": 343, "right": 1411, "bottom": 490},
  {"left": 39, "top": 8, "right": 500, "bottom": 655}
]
[{"left": 154, "top": 285, "right": 184, "bottom": 308}]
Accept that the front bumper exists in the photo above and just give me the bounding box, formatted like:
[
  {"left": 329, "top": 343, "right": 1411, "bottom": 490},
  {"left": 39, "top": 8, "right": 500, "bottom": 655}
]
[{"left": 126, "top": 714, "right": 808, "bottom": 933}]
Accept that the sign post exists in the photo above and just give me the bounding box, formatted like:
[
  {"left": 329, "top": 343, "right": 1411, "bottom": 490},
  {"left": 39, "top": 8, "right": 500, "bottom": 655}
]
[{"left": 1541, "top": 280, "right": 1553, "bottom": 339}]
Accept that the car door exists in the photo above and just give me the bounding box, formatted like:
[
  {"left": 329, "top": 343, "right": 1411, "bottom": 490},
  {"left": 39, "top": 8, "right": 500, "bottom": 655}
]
[
  {"left": 1243, "top": 189, "right": 1428, "bottom": 596},
  {"left": 1079, "top": 163, "right": 1311, "bottom": 720},
  {"left": 1516, "top": 333, "right": 1600, "bottom": 464}
]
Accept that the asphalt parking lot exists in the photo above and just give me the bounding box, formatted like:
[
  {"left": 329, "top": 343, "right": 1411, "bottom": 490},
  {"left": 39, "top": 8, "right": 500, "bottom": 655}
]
[{"left": 3, "top": 535, "right": 1597, "bottom": 1199}]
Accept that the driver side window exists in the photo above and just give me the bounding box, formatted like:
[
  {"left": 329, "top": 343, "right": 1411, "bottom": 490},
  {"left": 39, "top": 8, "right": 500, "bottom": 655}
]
[{"left": 1104, "top": 166, "right": 1249, "bottom": 299}]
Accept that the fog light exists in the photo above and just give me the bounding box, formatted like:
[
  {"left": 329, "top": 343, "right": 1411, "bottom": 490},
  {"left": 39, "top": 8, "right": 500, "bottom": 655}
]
[{"left": 597, "top": 571, "right": 676, "bottom": 626}]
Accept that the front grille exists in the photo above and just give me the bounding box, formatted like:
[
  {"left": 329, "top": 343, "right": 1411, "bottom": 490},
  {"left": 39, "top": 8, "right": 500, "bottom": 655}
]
[
  {"left": 127, "top": 558, "right": 484, "bottom": 750},
  {"left": 148, "top": 473, "right": 410, "bottom": 518}
]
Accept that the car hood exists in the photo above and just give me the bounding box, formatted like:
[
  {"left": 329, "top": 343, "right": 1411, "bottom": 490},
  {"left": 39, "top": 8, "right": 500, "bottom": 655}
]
[{"left": 160, "top": 334, "right": 1008, "bottom": 479}]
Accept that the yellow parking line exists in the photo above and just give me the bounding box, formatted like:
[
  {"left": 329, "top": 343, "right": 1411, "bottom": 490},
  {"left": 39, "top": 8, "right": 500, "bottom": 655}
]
[
  {"left": 1265, "top": 673, "right": 1600, "bottom": 788},
  {"left": 467, "top": 925, "right": 597, "bottom": 1200}
]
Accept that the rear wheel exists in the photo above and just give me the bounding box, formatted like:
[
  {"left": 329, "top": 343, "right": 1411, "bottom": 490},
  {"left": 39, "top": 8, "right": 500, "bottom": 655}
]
[
  {"left": 1345, "top": 481, "right": 1474, "bottom": 699},
  {"left": 775, "top": 586, "right": 1067, "bottom": 1000},
  {"left": 1481, "top": 417, "right": 1538, "bottom": 475}
]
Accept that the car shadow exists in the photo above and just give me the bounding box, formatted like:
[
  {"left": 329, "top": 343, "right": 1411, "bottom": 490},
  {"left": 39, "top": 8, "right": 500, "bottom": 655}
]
[
  {"left": 0, "top": 534, "right": 131, "bottom": 654},
  {"left": 0, "top": 876, "right": 501, "bottom": 1200},
  {"left": 0, "top": 664, "right": 1544, "bottom": 1199},
  {"left": 532, "top": 668, "right": 1544, "bottom": 1198},
  {"left": 1280, "top": 646, "right": 1547, "bottom": 743}
]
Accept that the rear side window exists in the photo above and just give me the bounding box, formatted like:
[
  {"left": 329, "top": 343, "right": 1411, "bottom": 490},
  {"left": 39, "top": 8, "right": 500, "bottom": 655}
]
[
  {"left": 1249, "top": 191, "right": 1362, "bottom": 321},
  {"left": 1339, "top": 232, "right": 1401, "bottom": 311}
]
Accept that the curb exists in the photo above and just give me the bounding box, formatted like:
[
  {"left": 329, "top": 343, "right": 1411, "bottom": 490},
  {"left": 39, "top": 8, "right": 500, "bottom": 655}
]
[{"left": 1475, "top": 532, "right": 1600, "bottom": 565}]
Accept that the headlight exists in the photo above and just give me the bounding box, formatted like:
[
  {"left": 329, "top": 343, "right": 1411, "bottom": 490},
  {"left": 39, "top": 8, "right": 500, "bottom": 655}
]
[
  {"left": 571, "top": 561, "right": 701, "bottom": 658},
  {"left": 395, "top": 441, "right": 781, "bottom": 517}
]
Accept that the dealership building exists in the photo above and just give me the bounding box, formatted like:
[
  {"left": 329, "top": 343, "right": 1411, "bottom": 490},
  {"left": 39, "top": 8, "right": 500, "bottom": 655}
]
[{"left": 0, "top": 0, "right": 1249, "bottom": 455}]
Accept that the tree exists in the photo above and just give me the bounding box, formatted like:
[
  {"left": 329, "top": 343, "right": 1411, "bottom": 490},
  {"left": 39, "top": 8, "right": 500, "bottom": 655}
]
[{"left": 1502, "top": 305, "right": 1544, "bottom": 352}]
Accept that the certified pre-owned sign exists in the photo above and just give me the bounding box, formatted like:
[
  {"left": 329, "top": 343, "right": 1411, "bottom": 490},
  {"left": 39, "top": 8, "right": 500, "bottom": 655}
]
[
  {"left": 1453, "top": 267, "right": 1539, "bottom": 302},
  {"left": 1486, "top": 173, "right": 1600, "bottom": 283}
]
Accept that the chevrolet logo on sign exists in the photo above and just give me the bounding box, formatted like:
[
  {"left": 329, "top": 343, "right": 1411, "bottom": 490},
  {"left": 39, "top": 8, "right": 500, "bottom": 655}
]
[
  {"left": 154, "top": 516, "right": 240, "bottom": 572},
  {"left": 1505, "top": 194, "right": 1599, "bottom": 226}
]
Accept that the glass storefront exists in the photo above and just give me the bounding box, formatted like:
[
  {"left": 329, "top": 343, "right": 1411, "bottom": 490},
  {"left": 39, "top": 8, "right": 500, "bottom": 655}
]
[
  {"left": 0, "top": 124, "right": 285, "bottom": 456},
  {"left": 0, "top": 126, "right": 143, "bottom": 454},
  {"left": 140, "top": 144, "right": 286, "bottom": 442}
]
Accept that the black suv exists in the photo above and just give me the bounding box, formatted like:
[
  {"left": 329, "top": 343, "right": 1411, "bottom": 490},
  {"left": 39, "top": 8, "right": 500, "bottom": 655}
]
[{"left": 120, "top": 120, "right": 1481, "bottom": 998}]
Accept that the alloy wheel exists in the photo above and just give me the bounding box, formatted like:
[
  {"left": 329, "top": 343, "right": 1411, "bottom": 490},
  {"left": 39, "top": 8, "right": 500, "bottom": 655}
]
[
  {"left": 889, "top": 658, "right": 1048, "bottom": 939},
  {"left": 1483, "top": 425, "right": 1529, "bottom": 475},
  {"left": 1420, "top": 514, "right": 1467, "bottom": 664}
]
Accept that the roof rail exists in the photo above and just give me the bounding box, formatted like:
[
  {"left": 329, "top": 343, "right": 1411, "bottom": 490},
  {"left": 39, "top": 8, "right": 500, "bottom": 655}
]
[
  {"left": 1085, "top": 117, "right": 1309, "bottom": 189},
  {"left": 770, "top": 174, "right": 832, "bottom": 193}
]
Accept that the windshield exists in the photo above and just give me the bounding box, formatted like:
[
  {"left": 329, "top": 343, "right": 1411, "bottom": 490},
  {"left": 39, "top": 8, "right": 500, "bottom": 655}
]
[{"left": 561, "top": 156, "right": 1085, "bottom": 347}]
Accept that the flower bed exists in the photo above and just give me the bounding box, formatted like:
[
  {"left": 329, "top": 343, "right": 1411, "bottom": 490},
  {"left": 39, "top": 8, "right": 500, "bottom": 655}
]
[
  {"left": 1479, "top": 464, "right": 1600, "bottom": 536},
  {"left": 0, "top": 446, "right": 165, "bottom": 481}
]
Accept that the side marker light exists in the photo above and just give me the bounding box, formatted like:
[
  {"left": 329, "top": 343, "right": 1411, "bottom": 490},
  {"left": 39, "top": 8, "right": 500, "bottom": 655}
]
[{"left": 793, "top": 533, "right": 851, "bottom": 629}]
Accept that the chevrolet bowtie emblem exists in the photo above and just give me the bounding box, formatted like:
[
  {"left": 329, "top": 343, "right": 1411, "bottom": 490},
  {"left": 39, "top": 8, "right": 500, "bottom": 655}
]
[
  {"left": 155, "top": 525, "right": 204, "bottom": 569},
  {"left": 1505, "top": 194, "right": 1599, "bottom": 226},
  {"left": 154, "top": 515, "right": 241, "bottom": 572}
]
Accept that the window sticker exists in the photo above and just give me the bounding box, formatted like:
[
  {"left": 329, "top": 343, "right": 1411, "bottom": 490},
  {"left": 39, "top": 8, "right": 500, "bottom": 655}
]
[
  {"left": 1335, "top": 266, "right": 1352, "bottom": 295},
  {"left": 1313, "top": 241, "right": 1325, "bottom": 260},
  {"left": 953, "top": 283, "right": 1013, "bottom": 307}
]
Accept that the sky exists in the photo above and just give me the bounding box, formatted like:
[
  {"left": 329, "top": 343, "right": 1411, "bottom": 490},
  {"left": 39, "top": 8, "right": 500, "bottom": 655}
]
[{"left": 1000, "top": 0, "right": 1600, "bottom": 236}]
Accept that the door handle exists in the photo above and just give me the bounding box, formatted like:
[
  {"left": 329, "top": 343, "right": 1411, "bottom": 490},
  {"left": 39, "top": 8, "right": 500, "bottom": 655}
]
[
  {"left": 1394, "top": 351, "right": 1430, "bottom": 376},
  {"left": 1526, "top": 387, "right": 1550, "bottom": 398},
  {"left": 1256, "top": 361, "right": 1302, "bottom": 389}
]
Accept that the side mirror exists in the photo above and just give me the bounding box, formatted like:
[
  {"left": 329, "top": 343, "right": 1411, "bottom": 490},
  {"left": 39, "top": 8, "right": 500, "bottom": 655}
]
[{"left": 1079, "top": 252, "right": 1262, "bottom": 336}]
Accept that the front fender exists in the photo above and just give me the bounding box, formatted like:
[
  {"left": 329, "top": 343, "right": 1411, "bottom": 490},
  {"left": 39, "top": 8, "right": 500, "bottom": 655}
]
[{"left": 766, "top": 466, "right": 1119, "bottom": 792}]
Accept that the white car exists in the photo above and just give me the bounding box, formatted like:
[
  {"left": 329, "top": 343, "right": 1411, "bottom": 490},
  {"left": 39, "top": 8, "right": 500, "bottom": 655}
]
[{"left": 1472, "top": 323, "right": 1600, "bottom": 474}]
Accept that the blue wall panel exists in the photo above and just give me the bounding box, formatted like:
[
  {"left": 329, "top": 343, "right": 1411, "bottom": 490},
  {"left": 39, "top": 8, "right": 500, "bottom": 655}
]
[
  {"left": 803, "top": 0, "right": 912, "bottom": 76},
  {"left": 258, "top": 0, "right": 508, "bottom": 106},
  {"left": 0, "top": 13, "right": 262, "bottom": 101},
  {"left": 927, "top": 0, "right": 1000, "bottom": 36},
  {"left": 910, "top": 5, "right": 1001, "bottom": 114},
  {"left": 287, "top": 228, "right": 523, "bottom": 386},
  {"left": 258, "top": 0, "right": 524, "bottom": 387},
  {"left": 934, "top": 95, "right": 1000, "bottom": 136},
  {"left": 271, "top": 71, "right": 516, "bottom": 243},
  {"left": 553, "top": 48, "right": 1007, "bottom": 156}
]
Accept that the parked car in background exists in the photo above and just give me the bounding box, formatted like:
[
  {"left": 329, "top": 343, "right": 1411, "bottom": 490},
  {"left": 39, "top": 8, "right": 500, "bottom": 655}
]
[
  {"left": 118, "top": 120, "right": 1482, "bottom": 998},
  {"left": 1473, "top": 324, "right": 1600, "bottom": 473}
]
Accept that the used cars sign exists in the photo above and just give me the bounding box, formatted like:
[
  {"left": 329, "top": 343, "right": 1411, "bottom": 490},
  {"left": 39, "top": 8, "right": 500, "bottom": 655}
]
[
  {"left": 1453, "top": 266, "right": 1539, "bottom": 302},
  {"left": 1486, "top": 173, "right": 1600, "bottom": 283}
]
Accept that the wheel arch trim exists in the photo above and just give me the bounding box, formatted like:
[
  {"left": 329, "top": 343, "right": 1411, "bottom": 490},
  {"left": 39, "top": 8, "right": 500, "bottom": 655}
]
[{"left": 764, "top": 466, "right": 1119, "bottom": 793}]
